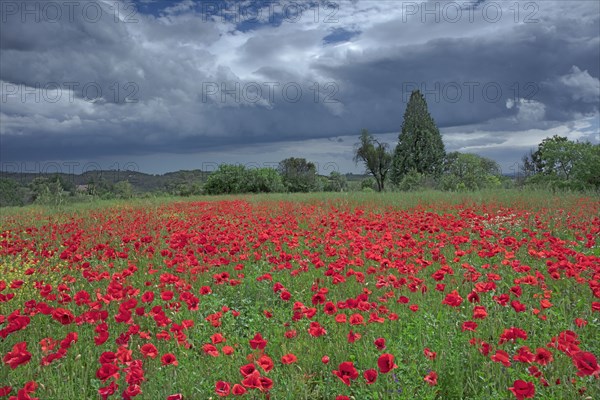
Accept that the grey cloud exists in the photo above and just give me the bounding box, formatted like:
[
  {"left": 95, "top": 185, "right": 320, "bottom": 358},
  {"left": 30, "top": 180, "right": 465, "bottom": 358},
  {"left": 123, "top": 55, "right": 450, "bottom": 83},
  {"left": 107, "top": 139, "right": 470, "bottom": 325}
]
[{"left": 0, "top": 0, "right": 598, "bottom": 172}]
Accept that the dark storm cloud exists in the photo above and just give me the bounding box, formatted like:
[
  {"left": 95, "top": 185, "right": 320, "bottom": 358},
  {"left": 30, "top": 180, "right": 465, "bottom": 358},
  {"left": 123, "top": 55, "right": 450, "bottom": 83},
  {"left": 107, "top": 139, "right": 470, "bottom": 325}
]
[{"left": 0, "top": 0, "right": 598, "bottom": 172}]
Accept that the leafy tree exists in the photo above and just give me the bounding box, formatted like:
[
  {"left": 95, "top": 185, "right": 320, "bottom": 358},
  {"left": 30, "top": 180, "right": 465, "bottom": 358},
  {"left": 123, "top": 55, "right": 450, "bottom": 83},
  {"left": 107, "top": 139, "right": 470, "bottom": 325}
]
[
  {"left": 204, "top": 165, "right": 248, "bottom": 195},
  {"left": 169, "top": 182, "right": 202, "bottom": 197},
  {"left": 523, "top": 136, "right": 600, "bottom": 191},
  {"left": 204, "top": 165, "right": 285, "bottom": 195},
  {"left": 353, "top": 129, "right": 392, "bottom": 192},
  {"left": 278, "top": 158, "right": 317, "bottom": 192},
  {"left": 246, "top": 168, "right": 285, "bottom": 193},
  {"left": 0, "top": 178, "right": 25, "bottom": 207},
  {"left": 391, "top": 90, "right": 446, "bottom": 183},
  {"left": 441, "top": 152, "right": 501, "bottom": 191},
  {"left": 87, "top": 176, "right": 115, "bottom": 198},
  {"left": 114, "top": 181, "right": 134, "bottom": 199},
  {"left": 360, "top": 177, "right": 376, "bottom": 191},
  {"left": 397, "top": 169, "right": 426, "bottom": 191},
  {"left": 573, "top": 143, "right": 600, "bottom": 190},
  {"left": 520, "top": 148, "right": 543, "bottom": 178},
  {"left": 325, "top": 171, "right": 348, "bottom": 192},
  {"left": 30, "top": 177, "right": 67, "bottom": 206}
]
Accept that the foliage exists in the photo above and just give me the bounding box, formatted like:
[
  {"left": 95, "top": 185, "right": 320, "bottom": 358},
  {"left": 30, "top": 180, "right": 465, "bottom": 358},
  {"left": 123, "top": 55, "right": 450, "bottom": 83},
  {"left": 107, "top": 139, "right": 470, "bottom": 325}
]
[
  {"left": 113, "top": 181, "right": 134, "bottom": 199},
  {"left": 522, "top": 136, "right": 600, "bottom": 191},
  {"left": 204, "top": 165, "right": 285, "bottom": 195},
  {"left": 324, "top": 172, "right": 348, "bottom": 192},
  {"left": 391, "top": 90, "right": 446, "bottom": 183},
  {"left": 397, "top": 169, "right": 426, "bottom": 191},
  {"left": 29, "top": 177, "right": 70, "bottom": 206},
  {"left": 204, "top": 165, "right": 248, "bottom": 195},
  {"left": 360, "top": 177, "right": 377, "bottom": 191},
  {"left": 353, "top": 129, "right": 393, "bottom": 192},
  {"left": 440, "top": 152, "right": 502, "bottom": 191},
  {"left": 245, "top": 168, "right": 286, "bottom": 193},
  {"left": 278, "top": 157, "right": 318, "bottom": 192},
  {"left": 0, "top": 178, "right": 26, "bottom": 207},
  {"left": 86, "top": 176, "right": 116, "bottom": 198},
  {"left": 167, "top": 182, "right": 203, "bottom": 197}
]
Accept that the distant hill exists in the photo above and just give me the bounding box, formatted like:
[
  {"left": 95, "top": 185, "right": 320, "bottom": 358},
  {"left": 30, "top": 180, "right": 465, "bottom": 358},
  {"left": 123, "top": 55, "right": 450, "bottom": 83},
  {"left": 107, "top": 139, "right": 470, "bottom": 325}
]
[
  {"left": 1, "top": 169, "right": 368, "bottom": 193},
  {"left": 0, "top": 169, "right": 209, "bottom": 193}
]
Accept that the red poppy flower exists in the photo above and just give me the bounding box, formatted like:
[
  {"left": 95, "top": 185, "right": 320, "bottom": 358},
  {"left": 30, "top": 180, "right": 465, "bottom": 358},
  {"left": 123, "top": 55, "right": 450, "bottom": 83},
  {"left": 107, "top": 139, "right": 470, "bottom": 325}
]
[
  {"left": 284, "top": 329, "right": 297, "bottom": 339},
  {"left": 96, "top": 363, "right": 120, "bottom": 382},
  {"left": 51, "top": 308, "right": 75, "bottom": 325},
  {"left": 40, "top": 338, "right": 58, "bottom": 354},
  {"left": 534, "top": 348, "right": 553, "bottom": 366},
  {"left": 0, "top": 386, "right": 12, "bottom": 397},
  {"left": 423, "top": 348, "right": 437, "bottom": 360},
  {"left": 323, "top": 301, "right": 337, "bottom": 315},
  {"left": 499, "top": 327, "right": 527, "bottom": 344},
  {"left": 161, "top": 353, "right": 178, "bottom": 366},
  {"left": 257, "top": 355, "right": 274, "bottom": 373},
  {"left": 424, "top": 371, "right": 438, "bottom": 386},
  {"left": 571, "top": 351, "right": 600, "bottom": 377},
  {"left": 60, "top": 332, "right": 78, "bottom": 349},
  {"left": 239, "top": 363, "right": 256, "bottom": 377},
  {"left": 232, "top": 384, "right": 247, "bottom": 395},
  {"left": 332, "top": 361, "right": 359, "bottom": 386},
  {"left": 249, "top": 333, "right": 267, "bottom": 350},
  {"left": 202, "top": 344, "right": 219, "bottom": 357},
  {"left": 307, "top": 321, "right": 327, "bottom": 337},
  {"left": 140, "top": 343, "right": 158, "bottom": 359},
  {"left": 98, "top": 381, "right": 118, "bottom": 400},
  {"left": 241, "top": 370, "right": 262, "bottom": 389},
  {"left": 259, "top": 376, "right": 273, "bottom": 392},
  {"left": 347, "top": 330, "right": 361, "bottom": 343},
  {"left": 511, "top": 300, "right": 526, "bottom": 313},
  {"left": 442, "top": 290, "right": 463, "bottom": 307},
  {"left": 211, "top": 333, "right": 225, "bottom": 344},
  {"left": 363, "top": 369, "right": 378, "bottom": 384},
  {"left": 280, "top": 290, "right": 291, "bottom": 301},
  {"left": 335, "top": 314, "right": 347, "bottom": 323},
  {"left": 281, "top": 354, "right": 298, "bottom": 364},
  {"left": 491, "top": 350, "right": 511, "bottom": 367},
  {"left": 215, "top": 381, "right": 230, "bottom": 397},
  {"left": 349, "top": 314, "right": 365, "bottom": 325},
  {"left": 3, "top": 342, "right": 31, "bottom": 369},
  {"left": 123, "top": 384, "right": 142, "bottom": 398},
  {"left": 374, "top": 338, "right": 386, "bottom": 350},
  {"left": 514, "top": 347, "right": 535, "bottom": 363},
  {"left": 508, "top": 380, "right": 535, "bottom": 399},
  {"left": 377, "top": 353, "right": 397, "bottom": 374},
  {"left": 472, "top": 306, "right": 487, "bottom": 319}
]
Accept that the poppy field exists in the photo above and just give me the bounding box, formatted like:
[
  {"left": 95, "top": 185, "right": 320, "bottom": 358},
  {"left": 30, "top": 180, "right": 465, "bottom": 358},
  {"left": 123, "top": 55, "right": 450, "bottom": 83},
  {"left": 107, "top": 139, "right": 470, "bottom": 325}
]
[{"left": 1, "top": 193, "right": 599, "bottom": 399}]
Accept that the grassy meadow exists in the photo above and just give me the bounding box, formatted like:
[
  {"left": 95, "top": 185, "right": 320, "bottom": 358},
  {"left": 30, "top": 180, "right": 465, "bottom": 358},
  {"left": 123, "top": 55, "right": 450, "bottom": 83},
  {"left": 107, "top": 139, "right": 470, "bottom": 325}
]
[{"left": 1, "top": 190, "right": 599, "bottom": 399}]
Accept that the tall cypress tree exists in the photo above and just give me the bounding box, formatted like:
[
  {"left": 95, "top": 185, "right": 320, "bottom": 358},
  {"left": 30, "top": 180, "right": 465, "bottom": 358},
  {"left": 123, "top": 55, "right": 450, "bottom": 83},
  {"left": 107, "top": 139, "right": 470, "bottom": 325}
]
[{"left": 391, "top": 90, "right": 446, "bottom": 184}]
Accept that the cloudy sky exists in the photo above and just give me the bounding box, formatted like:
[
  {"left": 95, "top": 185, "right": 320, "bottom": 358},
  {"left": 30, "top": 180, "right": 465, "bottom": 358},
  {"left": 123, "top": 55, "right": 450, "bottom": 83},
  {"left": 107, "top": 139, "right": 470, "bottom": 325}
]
[{"left": 1, "top": 0, "right": 599, "bottom": 176}]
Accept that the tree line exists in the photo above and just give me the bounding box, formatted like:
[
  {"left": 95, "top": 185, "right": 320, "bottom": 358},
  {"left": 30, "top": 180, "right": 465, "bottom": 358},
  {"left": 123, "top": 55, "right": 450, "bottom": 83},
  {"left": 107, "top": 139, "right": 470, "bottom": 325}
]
[
  {"left": 1, "top": 89, "right": 598, "bottom": 206},
  {"left": 354, "top": 90, "right": 599, "bottom": 193}
]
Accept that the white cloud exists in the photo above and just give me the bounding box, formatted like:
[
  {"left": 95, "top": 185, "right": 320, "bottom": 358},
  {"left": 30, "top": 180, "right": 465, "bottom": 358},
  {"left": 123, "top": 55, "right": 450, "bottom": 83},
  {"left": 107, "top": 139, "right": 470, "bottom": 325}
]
[{"left": 559, "top": 66, "right": 600, "bottom": 103}]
